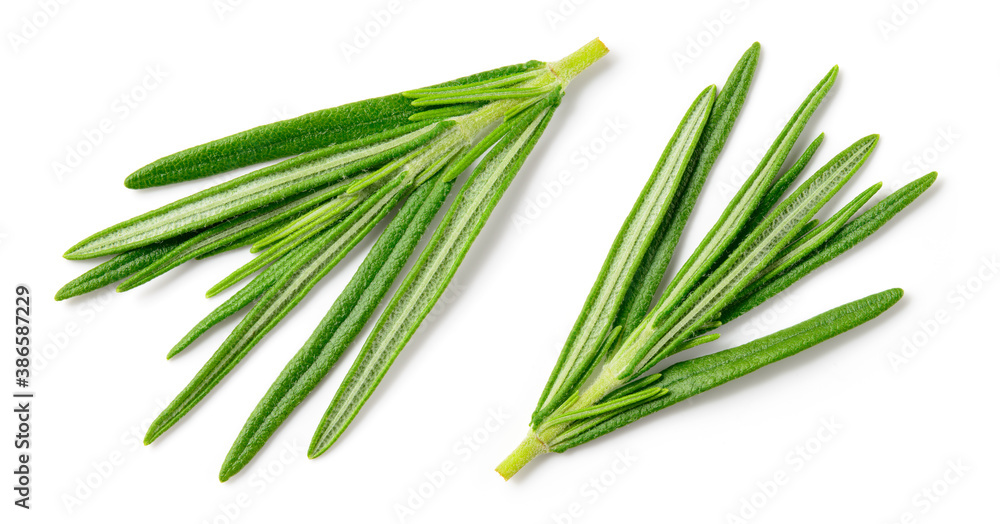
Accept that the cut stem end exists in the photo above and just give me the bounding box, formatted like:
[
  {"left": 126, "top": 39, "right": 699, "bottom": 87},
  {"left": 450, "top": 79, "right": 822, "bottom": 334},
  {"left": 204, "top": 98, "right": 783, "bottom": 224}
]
[
  {"left": 548, "top": 38, "right": 609, "bottom": 86},
  {"left": 496, "top": 433, "right": 548, "bottom": 480}
]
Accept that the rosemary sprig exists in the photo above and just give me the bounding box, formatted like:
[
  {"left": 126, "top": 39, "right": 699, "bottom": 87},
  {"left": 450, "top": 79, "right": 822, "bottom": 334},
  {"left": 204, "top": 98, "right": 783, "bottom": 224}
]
[
  {"left": 532, "top": 44, "right": 758, "bottom": 426},
  {"left": 497, "top": 43, "right": 936, "bottom": 479},
  {"left": 58, "top": 39, "right": 608, "bottom": 478}
]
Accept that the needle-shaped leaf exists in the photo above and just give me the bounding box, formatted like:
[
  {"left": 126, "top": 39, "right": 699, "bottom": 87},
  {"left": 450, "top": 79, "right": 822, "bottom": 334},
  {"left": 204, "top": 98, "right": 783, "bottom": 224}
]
[
  {"left": 549, "top": 288, "right": 903, "bottom": 452},
  {"left": 125, "top": 61, "right": 545, "bottom": 188},
  {"left": 408, "top": 104, "right": 480, "bottom": 122},
  {"left": 755, "top": 134, "right": 825, "bottom": 221},
  {"left": 309, "top": 96, "right": 561, "bottom": 458},
  {"left": 537, "top": 387, "right": 667, "bottom": 432},
  {"left": 409, "top": 87, "right": 553, "bottom": 107},
  {"left": 603, "top": 373, "right": 663, "bottom": 401},
  {"left": 401, "top": 68, "right": 544, "bottom": 98},
  {"left": 65, "top": 122, "right": 447, "bottom": 259},
  {"left": 757, "top": 181, "right": 881, "bottom": 283},
  {"left": 55, "top": 239, "right": 186, "bottom": 300},
  {"left": 117, "top": 182, "right": 351, "bottom": 292}
]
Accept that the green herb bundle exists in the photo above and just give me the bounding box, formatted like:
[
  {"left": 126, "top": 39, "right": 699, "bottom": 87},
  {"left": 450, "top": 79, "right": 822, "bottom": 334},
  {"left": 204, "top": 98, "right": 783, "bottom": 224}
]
[
  {"left": 59, "top": 40, "right": 608, "bottom": 480},
  {"left": 497, "top": 43, "right": 936, "bottom": 479}
]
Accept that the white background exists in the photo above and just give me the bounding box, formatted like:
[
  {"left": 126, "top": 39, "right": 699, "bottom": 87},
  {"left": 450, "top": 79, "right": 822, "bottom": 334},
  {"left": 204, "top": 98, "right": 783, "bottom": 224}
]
[{"left": 2, "top": 0, "right": 996, "bottom": 522}]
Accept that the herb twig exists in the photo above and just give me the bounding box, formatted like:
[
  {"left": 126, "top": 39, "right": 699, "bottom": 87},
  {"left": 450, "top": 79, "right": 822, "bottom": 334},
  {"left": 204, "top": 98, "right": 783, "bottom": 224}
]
[
  {"left": 498, "top": 43, "right": 936, "bottom": 479},
  {"left": 59, "top": 39, "right": 608, "bottom": 480}
]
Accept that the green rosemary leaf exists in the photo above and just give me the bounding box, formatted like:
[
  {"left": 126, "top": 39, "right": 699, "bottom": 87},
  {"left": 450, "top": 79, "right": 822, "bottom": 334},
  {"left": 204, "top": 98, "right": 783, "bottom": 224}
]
[
  {"left": 758, "top": 181, "right": 881, "bottom": 282},
  {"left": 117, "top": 182, "right": 350, "bottom": 292},
  {"left": 55, "top": 239, "right": 185, "bottom": 301},
  {"left": 408, "top": 104, "right": 481, "bottom": 122},
  {"left": 602, "top": 373, "right": 663, "bottom": 402},
  {"left": 219, "top": 174, "right": 455, "bottom": 481},
  {"left": 794, "top": 219, "right": 821, "bottom": 241},
  {"left": 757, "top": 134, "right": 825, "bottom": 219},
  {"left": 249, "top": 189, "right": 355, "bottom": 252},
  {"left": 504, "top": 95, "right": 549, "bottom": 121},
  {"left": 719, "top": 172, "right": 936, "bottom": 324},
  {"left": 125, "top": 62, "right": 545, "bottom": 188},
  {"left": 538, "top": 387, "right": 667, "bottom": 432},
  {"left": 409, "top": 87, "right": 553, "bottom": 107},
  {"left": 249, "top": 201, "right": 349, "bottom": 253},
  {"left": 309, "top": 95, "right": 562, "bottom": 459},
  {"left": 402, "top": 68, "right": 544, "bottom": 97},
  {"left": 531, "top": 86, "right": 717, "bottom": 424},
  {"left": 673, "top": 332, "right": 721, "bottom": 353},
  {"left": 550, "top": 288, "right": 902, "bottom": 452},
  {"left": 194, "top": 236, "right": 257, "bottom": 260},
  {"left": 65, "top": 122, "right": 447, "bottom": 259},
  {"left": 123, "top": 97, "right": 418, "bottom": 190}
]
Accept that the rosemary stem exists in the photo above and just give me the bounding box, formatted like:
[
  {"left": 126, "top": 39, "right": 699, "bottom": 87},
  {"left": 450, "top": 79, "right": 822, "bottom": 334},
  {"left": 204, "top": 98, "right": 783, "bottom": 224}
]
[
  {"left": 547, "top": 38, "right": 609, "bottom": 86},
  {"left": 496, "top": 432, "right": 547, "bottom": 480}
]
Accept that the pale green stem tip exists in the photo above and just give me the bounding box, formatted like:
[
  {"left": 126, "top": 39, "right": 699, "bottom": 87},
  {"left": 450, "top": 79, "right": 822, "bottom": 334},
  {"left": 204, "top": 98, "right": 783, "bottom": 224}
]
[
  {"left": 548, "top": 38, "right": 609, "bottom": 87},
  {"left": 496, "top": 432, "right": 548, "bottom": 480}
]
